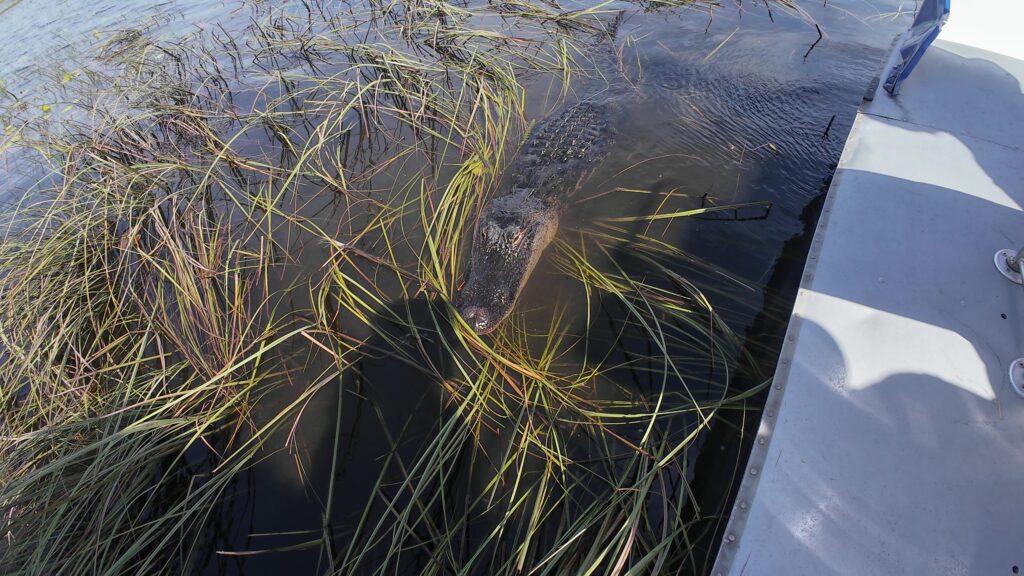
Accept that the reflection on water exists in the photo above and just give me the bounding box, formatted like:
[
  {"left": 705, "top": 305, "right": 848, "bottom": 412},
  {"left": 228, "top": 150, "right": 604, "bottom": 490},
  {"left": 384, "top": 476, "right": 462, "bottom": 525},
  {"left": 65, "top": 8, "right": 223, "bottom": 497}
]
[
  {"left": 0, "top": 1, "right": 909, "bottom": 574},
  {"left": 0, "top": 0, "right": 237, "bottom": 95}
]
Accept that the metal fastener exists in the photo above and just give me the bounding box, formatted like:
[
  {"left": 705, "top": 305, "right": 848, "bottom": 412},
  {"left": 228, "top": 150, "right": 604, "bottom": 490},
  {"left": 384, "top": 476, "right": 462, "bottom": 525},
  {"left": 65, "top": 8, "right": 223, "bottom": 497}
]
[{"left": 994, "top": 249, "right": 1024, "bottom": 284}]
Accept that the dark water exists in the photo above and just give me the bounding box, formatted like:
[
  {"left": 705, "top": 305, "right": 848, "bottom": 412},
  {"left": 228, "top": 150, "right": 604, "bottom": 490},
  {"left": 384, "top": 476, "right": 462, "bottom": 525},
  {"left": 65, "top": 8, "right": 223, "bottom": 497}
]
[
  {"left": 0, "top": 1, "right": 909, "bottom": 574},
  {"left": 215, "top": 5, "right": 905, "bottom": 574}
]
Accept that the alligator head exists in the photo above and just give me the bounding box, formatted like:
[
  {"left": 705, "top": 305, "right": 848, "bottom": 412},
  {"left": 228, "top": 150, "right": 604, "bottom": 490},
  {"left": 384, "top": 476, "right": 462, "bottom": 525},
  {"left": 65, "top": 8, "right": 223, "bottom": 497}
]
[{"left": 457, "top": 190, "right": 560, "bottom": 334}]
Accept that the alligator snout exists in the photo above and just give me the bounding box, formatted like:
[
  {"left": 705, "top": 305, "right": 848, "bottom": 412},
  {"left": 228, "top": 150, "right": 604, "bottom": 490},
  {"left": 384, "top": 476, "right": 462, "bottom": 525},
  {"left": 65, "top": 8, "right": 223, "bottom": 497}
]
[{"left": 459, "top": 305, "right": 497, "bottom": 335}]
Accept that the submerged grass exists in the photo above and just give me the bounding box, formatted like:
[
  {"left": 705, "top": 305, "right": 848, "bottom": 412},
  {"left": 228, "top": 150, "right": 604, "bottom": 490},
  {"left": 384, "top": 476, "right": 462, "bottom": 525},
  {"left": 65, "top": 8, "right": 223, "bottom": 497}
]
[{"left": 0, "top": 1, "right": 790, "bottom": 574}]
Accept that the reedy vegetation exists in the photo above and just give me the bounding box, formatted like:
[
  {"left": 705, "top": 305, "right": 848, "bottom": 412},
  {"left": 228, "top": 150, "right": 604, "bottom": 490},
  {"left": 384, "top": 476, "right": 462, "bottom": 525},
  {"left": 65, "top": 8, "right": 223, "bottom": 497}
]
[{"left": 0, "top": 1, "right": 776, "bottom": 574}]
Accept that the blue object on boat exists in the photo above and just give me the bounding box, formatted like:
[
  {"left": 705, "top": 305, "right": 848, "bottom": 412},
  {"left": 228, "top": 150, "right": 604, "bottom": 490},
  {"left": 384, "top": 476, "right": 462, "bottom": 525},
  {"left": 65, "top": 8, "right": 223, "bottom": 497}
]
[{"left": 884, "top": 0, "right": 951, "bottom": 94}]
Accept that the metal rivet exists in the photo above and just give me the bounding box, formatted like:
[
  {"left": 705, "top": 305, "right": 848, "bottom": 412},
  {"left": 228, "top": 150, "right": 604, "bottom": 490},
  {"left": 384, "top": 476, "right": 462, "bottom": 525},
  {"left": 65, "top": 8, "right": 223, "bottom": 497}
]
[
  {"left": 767, "top": 410, "right": 775, "bottom": 418},
  {"left": 775, "top": 384, "right": 782, "bottom": 390},
  {"left": 739, "top": 501, "right": 748, "bottom": 509},
  {"left": 758, "top": 438, "right": 766, "bottom": 445},
  {"left": 781, "top": 358, "right": 789, "bottom": 365},
  {"left": 750, "top": 468, "right": 759, "bottom": 476},
  {"left": 727, "top": 533, "right": 737, "bottom": 542},
  {"left": 787, "top": 334, "right": 795, "bottom": 341}
]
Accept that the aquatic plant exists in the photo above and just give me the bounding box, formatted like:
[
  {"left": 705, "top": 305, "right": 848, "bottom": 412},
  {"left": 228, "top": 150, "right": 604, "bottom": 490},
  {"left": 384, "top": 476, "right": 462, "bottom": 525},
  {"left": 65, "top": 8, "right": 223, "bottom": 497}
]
[{"left": 0, "top": 1, "right": 792, "bottom": 574}]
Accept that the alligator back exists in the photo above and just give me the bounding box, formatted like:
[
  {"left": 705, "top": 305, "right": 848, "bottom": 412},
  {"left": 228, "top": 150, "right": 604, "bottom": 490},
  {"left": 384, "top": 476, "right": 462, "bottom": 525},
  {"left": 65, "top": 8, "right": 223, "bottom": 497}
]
[{"left": 507, "top": 100, "right": 614, "bottom": 202}]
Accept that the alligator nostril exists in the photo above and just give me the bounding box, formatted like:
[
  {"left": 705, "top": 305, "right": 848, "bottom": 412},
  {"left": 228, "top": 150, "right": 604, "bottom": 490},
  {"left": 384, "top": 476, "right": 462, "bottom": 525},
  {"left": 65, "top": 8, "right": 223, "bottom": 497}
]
[{"left": 460, "top": 306, "right": 492, "bottom": 334}]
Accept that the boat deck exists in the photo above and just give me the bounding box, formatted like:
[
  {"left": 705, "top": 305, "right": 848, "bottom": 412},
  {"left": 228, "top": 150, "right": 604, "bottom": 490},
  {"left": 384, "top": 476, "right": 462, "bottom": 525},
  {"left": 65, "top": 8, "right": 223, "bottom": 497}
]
[{"left": 713, "top": 2, "right": 1024, "bottom": 574}]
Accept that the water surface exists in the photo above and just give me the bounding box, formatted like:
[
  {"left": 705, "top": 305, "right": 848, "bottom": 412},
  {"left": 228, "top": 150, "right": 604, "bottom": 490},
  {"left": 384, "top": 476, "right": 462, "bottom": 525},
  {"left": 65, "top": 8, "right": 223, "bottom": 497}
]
[{"left": 0, "top": 1, "right": 909, "bottom": 573}]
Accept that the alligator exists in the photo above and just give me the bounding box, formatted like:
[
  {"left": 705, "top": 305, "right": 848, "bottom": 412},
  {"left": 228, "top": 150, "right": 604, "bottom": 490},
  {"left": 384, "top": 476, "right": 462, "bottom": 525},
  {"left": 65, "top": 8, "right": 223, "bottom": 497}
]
[
  {"left": 456, "top": 14, "right": 628, "bottom": 335},
  {"left": 455, "top": 31, "right": 835, "bottom": 335},
  {"left": 457, "top": 101, "right": 615, "bottom": 334}
]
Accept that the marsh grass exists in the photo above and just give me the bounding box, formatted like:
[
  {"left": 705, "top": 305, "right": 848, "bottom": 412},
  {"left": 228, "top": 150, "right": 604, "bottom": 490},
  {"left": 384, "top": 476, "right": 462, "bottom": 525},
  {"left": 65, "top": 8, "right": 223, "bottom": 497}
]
[{"left": 0, "top": 0, "right": 791, "bottom": 574}]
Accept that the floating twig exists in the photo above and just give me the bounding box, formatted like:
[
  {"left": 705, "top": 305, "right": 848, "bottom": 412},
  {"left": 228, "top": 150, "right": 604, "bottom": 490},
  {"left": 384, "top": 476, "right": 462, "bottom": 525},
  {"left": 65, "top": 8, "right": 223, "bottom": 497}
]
[
  {"left": 803, "top": 24, "right": 823, "bottom": 60},
  {"left": 703, "top": 27, "right": 738, "bottom": 64},
  {"left": 822, "top": 114, "right": 836, "bottom": 140}
]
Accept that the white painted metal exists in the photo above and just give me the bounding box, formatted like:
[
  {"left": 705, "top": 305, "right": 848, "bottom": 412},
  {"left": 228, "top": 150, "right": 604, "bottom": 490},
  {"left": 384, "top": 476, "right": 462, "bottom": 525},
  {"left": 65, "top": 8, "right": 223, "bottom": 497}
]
[{"left": 712, "top": 2, "right": 1024, "bottom": 574}]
